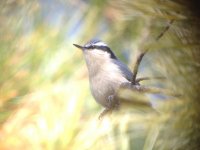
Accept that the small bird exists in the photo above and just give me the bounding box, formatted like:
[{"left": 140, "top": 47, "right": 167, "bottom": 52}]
[{"left": 73, "top": 40, "right": 134, "bottom": 118}]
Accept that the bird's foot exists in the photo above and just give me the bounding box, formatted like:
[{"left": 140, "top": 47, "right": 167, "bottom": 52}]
[
  {"left": 98, "top": 95, "right": 120, "bottom": 120},
  {"left": 107, "top": 95, "right": 120, "bottom": 110},
  {"left": 98, "top": 108, "right": 112, "bottom": 120}
]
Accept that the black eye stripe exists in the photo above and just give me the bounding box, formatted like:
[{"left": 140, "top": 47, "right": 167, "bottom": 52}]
[{"left": 86, "top": 45, "right": 117, "bottom": 59}]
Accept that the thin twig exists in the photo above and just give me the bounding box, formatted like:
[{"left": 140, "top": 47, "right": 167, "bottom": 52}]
[
  {"left": 131, "top": 20, "right": 174, "bottom": 85},
  {"left": 155, "top": 20, "right": 174, "bottom": 41},
  {"left": 131, "top": 49, "right": 148, "bottom": 84}
]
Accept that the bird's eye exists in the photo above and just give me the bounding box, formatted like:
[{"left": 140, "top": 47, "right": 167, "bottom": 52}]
[{"left": 90, "top": 45, "right": 95, "bottom": 49}]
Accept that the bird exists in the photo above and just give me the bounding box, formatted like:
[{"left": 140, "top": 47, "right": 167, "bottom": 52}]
[{"left": 73, "top": 40, "right": 135, "bottom": 117}]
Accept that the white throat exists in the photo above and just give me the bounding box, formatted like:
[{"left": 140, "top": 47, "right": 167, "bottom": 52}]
[{"left": 83, "top": 49, "right": 128, "bottom": 83}]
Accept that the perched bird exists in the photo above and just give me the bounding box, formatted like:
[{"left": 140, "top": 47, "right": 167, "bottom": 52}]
[{"left": 73, "top": 40, "right": 135, "bottom": 118}]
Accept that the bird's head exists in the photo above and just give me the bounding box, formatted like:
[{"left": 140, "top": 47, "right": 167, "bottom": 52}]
[{"left": 73, "top": 40, "right": 117, "bottom": 59}]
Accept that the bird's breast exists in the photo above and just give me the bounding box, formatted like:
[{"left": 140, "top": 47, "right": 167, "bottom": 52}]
[{"left": 89, "top": 63, "right": 128, "bottom": 107}]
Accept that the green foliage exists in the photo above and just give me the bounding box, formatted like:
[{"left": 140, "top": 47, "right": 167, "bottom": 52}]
[{"left": 0, "top": 0, "right": 200, "bottom": 149}]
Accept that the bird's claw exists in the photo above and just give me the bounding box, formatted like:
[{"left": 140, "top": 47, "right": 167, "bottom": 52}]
[
  {"left": 98, "top": 108, "right": 112, "bottom": 120},
  {"left": 98, "top": 95, "right": 120, "bottom": 120}
]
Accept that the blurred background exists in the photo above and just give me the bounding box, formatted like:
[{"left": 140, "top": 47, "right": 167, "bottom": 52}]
[{"left": 0, "top": 0, "right": 200, "bottom": 150}]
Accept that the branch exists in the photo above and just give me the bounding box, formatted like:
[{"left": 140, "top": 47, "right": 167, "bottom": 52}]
[
  {"left": 155, "top": 20, "right": 174, "bottom": 41},
  {"left": 131, "top": 20, "right": 174, "bottom": 85},
  {"left": 131, "top": 49, "right": 148, "bottom": 84}
]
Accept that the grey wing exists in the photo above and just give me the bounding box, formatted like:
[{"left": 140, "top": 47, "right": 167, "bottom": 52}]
[{"left": 113, "top": 59, "right": 133, "bottom": 81}]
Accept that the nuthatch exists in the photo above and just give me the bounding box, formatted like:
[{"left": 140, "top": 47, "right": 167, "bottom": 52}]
[{"left": 73, "top": 40, "right": 134, "bottom": 118}]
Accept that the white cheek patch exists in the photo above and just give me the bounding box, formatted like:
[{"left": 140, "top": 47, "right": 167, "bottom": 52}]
[{"left": 92, "top": 49, "right": 110, "bottom": 58}]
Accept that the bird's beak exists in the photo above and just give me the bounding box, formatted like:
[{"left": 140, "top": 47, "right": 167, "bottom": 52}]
[{"left": 73, "top": 44, "right": 84, "bottom": 50}]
